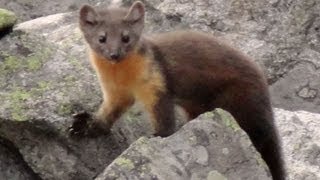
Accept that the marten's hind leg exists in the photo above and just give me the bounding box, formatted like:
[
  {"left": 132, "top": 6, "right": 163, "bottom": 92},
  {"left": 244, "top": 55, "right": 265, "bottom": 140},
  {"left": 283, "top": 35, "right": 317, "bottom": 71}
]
[{"left": 179, "top": 100, "right": 208, "bottom": 120}]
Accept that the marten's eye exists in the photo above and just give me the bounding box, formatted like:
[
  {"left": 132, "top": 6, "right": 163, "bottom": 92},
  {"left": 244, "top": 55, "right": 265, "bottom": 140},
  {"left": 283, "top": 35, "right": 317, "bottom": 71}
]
[
  {"left": 122, "top": 35, "right": 130, "bottom": 43},
  {"left": 99, "top": 35, "right": 107, "bottom": 43}
]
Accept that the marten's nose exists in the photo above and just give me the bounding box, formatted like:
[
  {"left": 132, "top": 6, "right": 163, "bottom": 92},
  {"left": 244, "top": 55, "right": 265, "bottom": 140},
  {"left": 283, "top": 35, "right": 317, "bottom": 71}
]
[{"left": 110, "top": 53, "right": 120, "bottom": 60}]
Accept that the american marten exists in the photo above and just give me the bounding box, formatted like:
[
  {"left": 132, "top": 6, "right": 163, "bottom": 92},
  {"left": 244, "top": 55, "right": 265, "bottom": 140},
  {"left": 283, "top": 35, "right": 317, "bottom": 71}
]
[{"left": 69, "top": 1, "right": 285, "bottom": 179}]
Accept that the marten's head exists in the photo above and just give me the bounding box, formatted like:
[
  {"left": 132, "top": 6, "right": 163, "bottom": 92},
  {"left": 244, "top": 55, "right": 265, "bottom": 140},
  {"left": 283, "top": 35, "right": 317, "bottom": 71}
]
[{"left": 79, "top": 1, "right": 145, "bottom": 63}]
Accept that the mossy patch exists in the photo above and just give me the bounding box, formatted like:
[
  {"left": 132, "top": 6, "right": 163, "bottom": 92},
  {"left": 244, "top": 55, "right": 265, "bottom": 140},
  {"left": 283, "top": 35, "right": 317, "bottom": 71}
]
[
  {"left": 37, "top": 81, "right": 51, "bottom": 91},
  {"left": 3, "top": 56, "right": 21, "bottom": 71},
  {"left": 26, "top": 55, "right": 43, "bottom": 71},
  {"left": 0, "top": 48, "right": 52, "bottom": 77},
  {"left": 0, "top": 31, "right": 53, "bottom": 78},
  {"left": 10, "top": 88, "right": 31, "bottom": 101},
  {"left": 56, "top": 103, "right": 73, "bottom": 116},
  {"left": 135, "top": 137, "right": 150, "bottom": 146},
  {"left": 215, "top": 109, "right": 240, "bottom": 131},
  {"left": 63, "top": 75, "right": 78, "bottom": 83},
  {"left": 8, "top": 88, "right": 32, "bottom": 121},
  {"left": 5, "top": 80, "right": 52, "bottom": 121},
  {"left": 125, "top": 110, "right": 142, "bottom": 123},
  {"left": 207, "top": 170, "right": 227, "bottom": 180},
  {"left": 0, "top": 8, "right": 17, "bottom": 30},
  {"left": 202, "top": 111, "right": 215, "bottom": 119},
  {"left": 68, "top": 56, "right": 83, "bottom": 69},
  {"left": 255, "top": 154, "right": 268, "bottom": 170},
  {"left": 114, "top": 157, "right": 135, "bottom": 170}
]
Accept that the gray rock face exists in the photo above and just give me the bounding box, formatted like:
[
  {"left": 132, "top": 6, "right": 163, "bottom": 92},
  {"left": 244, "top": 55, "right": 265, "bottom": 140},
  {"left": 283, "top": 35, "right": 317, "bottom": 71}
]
[
  {"left": 96, "top": 111, "right": 271, "bottom": 180},
  {"left": 275, "top": 108, "right": 320, "bottom": 180},
  {"left": 271, "top": 62, "right": 320, "bottom": 114},
  {"left": 0, "top": 0, "right": 111, "bottom": 22},
  {"left": 0, "top": 138, "right": 41, "bottom": 180},
  {"left": 0, "top": 12, "right": 151, "bottom": 180}
]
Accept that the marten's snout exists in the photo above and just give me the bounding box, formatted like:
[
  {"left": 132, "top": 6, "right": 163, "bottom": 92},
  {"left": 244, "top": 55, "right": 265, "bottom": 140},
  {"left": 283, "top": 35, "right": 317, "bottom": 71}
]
[{"left": 110, "top": 53, "right": 120, "bottom": 60}]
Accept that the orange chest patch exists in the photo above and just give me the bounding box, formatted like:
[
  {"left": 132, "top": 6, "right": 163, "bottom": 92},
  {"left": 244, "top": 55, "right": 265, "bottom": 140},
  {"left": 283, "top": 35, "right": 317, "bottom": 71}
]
[{"left": 90, "top": 51, "right": 147, "bottom": 89}]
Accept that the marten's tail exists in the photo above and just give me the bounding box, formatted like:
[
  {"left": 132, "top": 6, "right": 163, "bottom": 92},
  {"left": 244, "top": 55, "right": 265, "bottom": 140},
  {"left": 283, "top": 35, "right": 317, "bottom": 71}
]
[{"left": 226, "top": 86, "right": 286, "bottom": 180}]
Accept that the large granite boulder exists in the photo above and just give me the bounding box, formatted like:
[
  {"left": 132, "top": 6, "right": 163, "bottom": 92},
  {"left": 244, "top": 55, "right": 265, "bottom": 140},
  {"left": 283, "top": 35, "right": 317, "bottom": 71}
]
[{"left": 96, "top": 111, "right": 271, "bottom": 180}]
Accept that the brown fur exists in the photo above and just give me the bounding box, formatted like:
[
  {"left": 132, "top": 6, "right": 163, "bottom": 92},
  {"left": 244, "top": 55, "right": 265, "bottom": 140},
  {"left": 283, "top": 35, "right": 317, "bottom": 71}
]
[
  {"left": 71, "top": 1, "right": 286, "bottom": 180},
  {"left": 89, "top": 47, "right": 167, "bottom": 133}
]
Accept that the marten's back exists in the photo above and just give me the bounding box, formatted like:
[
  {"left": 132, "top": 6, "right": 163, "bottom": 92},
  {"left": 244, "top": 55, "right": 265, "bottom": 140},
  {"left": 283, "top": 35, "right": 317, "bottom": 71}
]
[
  {"left": 148, "top": 31, "right": 256, "bottom": 71},
  {"left": 147, "top": 31, "right": 268, "bottom": 102}
]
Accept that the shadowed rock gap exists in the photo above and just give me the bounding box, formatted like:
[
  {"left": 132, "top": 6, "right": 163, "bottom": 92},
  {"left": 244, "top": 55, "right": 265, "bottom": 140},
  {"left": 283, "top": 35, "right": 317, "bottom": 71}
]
[{"left": 0, "top": 136, "right": 42, "bottom": 180}]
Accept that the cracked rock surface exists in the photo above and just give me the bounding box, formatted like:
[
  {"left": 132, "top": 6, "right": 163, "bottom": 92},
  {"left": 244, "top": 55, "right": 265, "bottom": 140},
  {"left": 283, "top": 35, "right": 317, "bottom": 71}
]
[
  {"left": 96, "top": 111, "right": 271, "bottom": 180},
  {"left": 275, "top": 108, "right": 320, "bottom": 180}
]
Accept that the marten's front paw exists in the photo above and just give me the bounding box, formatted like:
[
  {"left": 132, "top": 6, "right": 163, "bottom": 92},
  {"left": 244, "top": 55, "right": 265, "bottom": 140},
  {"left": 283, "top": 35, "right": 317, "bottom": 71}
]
[
  {"left": 68, "top": 111, "right": 110, "bottom": 138},
  {"left": 68, "top": 111, "right": 92, "bottom": 138}
]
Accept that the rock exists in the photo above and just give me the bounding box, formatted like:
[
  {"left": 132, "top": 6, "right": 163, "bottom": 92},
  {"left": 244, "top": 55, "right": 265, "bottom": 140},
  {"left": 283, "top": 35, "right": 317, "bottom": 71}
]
[
  {"left": 271, "top": 62, "right": 320, "bottom": 114},
  {"left": 96, "top": 110, "right": 271, "bottom": 180},
  {"left": 0, "top": 8, "right": 17, "bottom": 36},
  {"left": 0, "top": 137, "right": 41, "bottom": 180},
  {"left": 0, "top": 0, "right": 112, "bottom": 23},
  {"left": 274, "top": 108, "right": 320, "bottom": 180},
  {"left": 0, "top": 12, "right": 151, "bottom": 180}
]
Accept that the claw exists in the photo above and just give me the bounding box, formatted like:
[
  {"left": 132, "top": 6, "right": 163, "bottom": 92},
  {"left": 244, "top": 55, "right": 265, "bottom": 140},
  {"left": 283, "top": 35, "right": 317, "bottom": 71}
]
[
  {"left": 68, "top": 111, "right": 92, "bottom": 138},
  {"left": 69, "top": 111, "right": 111, "bottom": 138}
]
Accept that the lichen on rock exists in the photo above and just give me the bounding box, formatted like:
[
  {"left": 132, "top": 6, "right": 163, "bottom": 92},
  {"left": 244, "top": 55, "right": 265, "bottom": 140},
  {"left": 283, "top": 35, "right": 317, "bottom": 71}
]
[{"left": 0, "top": 8, "right": 17, "bottom": 33}]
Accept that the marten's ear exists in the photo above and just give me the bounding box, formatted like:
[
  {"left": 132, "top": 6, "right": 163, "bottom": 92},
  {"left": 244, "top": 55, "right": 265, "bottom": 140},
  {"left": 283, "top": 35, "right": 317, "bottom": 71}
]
[
  {"left": 79, "top": 5, "right": 97, "bottom": 26},
  {"left": 124, "top": 1, "right": 145, "bottom": 23}
]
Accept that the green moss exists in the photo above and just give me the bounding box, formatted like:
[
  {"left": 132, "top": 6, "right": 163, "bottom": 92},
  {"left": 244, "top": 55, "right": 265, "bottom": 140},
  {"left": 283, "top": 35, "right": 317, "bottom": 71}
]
[
  {"left": 10, "top": 89, "right": 31, "bottom": 101},
  {"left": 3, "top": 55, "right": 21, "bottom": 72},
  {"left": 11, "top": 105, "right": 28, "bottom": 121},
  {"left": 215, "top": 109, "right": 240, "bottom": 131},
  {"left": 5, "top": 80, "right": 52, "bottom": 121},
  {"left": 57, "top": 103, "right": 73, "bottom": 116},
  {"left": 26, "top": 55, "right": 42, "bottom": 71},
  {"left": 0, "top": 8, "right": 17, "bottom": 30},
  {"left": 125, "top": 110, "right": 141, "bottom": 123},
  {"left": 0, "top": 33, "right": 53, "bottom": 75},
  {"left": 207, "top": 170, "right": 227, "bottom": 180},
  {"left": 68, "top": 57, "right": 83, "bottom": 69},
  {"left": 0, "top": 47, "right": 51, "bottom": 75},
  {"left": 114, "top": 157, "right": 135, "bottom": 170},
  {"left": 136, "top": 137, "right": 149, "bottom": 146},
  {"left": 8, "top": 88, "right": 32, "bottom": 121},
  {"left": 0, "top": 31, "right": 55, "bottom": 121},
  {"left": 255, "top": 154, "right": 268, "bottom": 170},
  {"left": 202, "top": 111, "right": 215, "bottom": 119},
  {"left": 25, "top": 46, "right": 52, "bottom": 71},
  {"left": 63, "top": 75, "right": 77, "bottom": 83},
  {"left": 37, "top": 81, "right": 51, "bottom": 91},
  {"left": 29, "top": 81, "right": 51, "bottom": 97}
]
